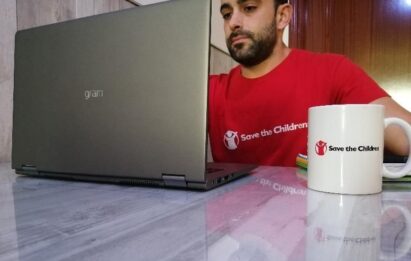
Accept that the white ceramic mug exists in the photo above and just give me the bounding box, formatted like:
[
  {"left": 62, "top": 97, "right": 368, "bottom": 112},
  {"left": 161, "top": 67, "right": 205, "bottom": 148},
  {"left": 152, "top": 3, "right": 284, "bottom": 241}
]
[{"left": 307, "top": 104, "right": 411, "bottom": 194}]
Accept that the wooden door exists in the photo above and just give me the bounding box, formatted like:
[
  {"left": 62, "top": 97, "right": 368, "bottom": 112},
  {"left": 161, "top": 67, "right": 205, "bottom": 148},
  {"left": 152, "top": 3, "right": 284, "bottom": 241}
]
[{"left": 289, "top": 0, "right": 411, "bottom": 111}]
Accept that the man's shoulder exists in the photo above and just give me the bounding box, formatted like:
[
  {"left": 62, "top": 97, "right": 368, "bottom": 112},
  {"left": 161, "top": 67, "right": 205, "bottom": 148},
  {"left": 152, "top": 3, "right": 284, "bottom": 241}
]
[
  {"left": 292, "top": 48, "right": 346, "bottom": 62},
  {"left": 290, "top": 49, "right": 352, "bottom": 73},
  {"left": 209, "top": 65, "right": 241, "bottom": 85}
]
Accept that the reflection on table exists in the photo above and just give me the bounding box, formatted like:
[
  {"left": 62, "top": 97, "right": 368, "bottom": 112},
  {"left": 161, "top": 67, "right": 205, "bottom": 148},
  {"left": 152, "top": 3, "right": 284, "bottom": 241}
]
[{"left": 0, "top": 162, "right": 411, "bottom": 260}]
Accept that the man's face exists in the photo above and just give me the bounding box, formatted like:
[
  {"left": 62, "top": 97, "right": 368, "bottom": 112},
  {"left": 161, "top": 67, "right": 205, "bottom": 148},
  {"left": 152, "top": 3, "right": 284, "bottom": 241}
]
[{"left": 220, "top": 0, "right": 277, "bottom": 67}]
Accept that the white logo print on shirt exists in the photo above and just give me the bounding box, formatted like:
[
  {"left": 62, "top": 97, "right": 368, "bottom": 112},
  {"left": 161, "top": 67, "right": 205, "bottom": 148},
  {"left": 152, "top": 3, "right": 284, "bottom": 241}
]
[
  {"left": 224, "top": 131, "right": 239, "bottom": 150},
  {"left": 223, "top": 122, "right": 308, "bottom": 150}
]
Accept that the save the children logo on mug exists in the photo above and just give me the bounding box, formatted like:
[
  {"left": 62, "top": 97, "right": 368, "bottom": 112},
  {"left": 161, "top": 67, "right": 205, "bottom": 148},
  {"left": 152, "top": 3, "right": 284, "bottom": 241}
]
[
  {"left": 314, "top": 140, "right": 380, "bottom": 156},
  {"left": 315, "top": 140, "right": 327, "bottom": 156}
]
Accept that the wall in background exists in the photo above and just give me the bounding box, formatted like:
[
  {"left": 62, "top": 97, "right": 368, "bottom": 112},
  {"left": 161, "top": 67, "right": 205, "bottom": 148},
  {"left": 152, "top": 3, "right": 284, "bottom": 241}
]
[
  {"left": 0, "top": 0, "right": 17, "bottom": 163},
  {"left": 0, "top": 0, "right": 236, "bottom": 163},
  {"left": 289, "top": 0, "right": 411, "bottom": 112},
  {"left": 16, "top": 0, "right": 135, "bottom": 30}
]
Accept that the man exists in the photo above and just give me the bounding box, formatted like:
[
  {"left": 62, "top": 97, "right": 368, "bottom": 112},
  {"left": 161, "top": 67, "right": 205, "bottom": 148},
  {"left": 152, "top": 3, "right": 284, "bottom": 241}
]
[{"left": 208, "top": 0, "right": 411, "bottom": 166}]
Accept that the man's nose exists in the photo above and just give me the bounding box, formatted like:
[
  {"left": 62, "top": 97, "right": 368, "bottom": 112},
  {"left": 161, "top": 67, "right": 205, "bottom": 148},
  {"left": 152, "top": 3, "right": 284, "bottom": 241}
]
[{"left": 228, "top": 11, "right": 243, "bottom": 31}]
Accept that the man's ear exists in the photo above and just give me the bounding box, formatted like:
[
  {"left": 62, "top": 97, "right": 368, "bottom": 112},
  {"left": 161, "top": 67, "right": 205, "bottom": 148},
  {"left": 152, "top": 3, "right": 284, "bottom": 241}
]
[{"left": 276, "top": 4, "right": 293, "bottom": 30}]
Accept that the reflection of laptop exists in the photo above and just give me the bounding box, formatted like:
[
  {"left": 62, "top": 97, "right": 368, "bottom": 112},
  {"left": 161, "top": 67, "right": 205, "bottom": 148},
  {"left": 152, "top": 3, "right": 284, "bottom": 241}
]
[{"left": 12, "top": 0, "right": 254, "bottom": 190}]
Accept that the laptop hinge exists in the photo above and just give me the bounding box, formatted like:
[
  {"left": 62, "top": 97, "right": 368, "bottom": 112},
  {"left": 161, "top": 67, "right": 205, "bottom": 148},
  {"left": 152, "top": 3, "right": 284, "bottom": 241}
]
[
  {"left": 162, "top": 174, "right": 187, "bottom": 188},
  {"left": 20, "top": 165, "right": 39, "bottom": 175}
]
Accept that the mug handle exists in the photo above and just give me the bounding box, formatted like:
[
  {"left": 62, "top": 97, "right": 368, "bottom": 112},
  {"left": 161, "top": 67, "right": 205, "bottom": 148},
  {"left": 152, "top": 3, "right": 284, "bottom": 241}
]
[{"left": 382, "top": 118, "right": 411, "bottom": 179}]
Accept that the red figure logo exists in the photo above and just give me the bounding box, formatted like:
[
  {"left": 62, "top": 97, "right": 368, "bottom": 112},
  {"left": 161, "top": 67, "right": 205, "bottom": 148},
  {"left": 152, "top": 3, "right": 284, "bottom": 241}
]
[{"left": 315, "top": 140, "right": 327, "bottom": 156}]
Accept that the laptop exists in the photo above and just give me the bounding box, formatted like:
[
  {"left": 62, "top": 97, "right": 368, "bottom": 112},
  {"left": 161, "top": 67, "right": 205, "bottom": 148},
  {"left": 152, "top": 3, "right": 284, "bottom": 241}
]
[{"left": 12, "top": 0, "right": 255, "bottom": 190}]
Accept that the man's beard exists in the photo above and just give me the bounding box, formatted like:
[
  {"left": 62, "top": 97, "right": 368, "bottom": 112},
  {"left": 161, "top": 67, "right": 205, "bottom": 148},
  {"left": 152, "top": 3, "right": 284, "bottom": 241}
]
[{"left": 226, "top": 21, "right": 277, "bottom": 67}]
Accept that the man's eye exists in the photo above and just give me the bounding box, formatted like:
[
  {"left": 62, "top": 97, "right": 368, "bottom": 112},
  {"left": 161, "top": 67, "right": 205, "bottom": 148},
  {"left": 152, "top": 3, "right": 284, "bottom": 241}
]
[
  {"left": 222, "top": 12, "right": 232, "bottom": 20},
  {"left": 244, "top": 6, "right": 257, "bottom": 13}
]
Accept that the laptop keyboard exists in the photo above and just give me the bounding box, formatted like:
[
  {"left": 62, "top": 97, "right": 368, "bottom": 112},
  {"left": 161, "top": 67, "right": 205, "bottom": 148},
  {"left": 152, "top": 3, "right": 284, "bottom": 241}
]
[{"left": 206, "top": 168, "right": 223, "bottom": 174}]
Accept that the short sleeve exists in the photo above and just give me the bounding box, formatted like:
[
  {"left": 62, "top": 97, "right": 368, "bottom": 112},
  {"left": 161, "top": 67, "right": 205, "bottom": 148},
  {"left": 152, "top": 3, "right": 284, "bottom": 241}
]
[{"left": 331, "top": 56, "right": 389, "bottom": 104}]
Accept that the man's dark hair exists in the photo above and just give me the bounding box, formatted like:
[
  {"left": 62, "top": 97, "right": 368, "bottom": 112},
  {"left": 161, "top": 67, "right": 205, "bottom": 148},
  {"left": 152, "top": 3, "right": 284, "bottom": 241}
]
[{"left": 274, "top": 0, "right": 288, "bottom": 10}]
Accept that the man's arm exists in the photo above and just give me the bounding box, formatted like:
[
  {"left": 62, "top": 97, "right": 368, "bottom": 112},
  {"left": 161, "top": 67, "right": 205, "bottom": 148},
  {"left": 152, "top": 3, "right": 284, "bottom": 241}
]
[{"left": 371, "top": 97, "right": 411, "bottom": 156}]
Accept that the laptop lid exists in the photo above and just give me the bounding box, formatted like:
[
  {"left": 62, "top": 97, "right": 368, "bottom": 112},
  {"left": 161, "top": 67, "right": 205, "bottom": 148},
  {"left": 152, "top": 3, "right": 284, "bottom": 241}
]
[
  {"left": 13, "top": 0, "right": 219, "bottom": 188},
  {"left": 12, "top": 0, "right": 254, "bottom": 189}
]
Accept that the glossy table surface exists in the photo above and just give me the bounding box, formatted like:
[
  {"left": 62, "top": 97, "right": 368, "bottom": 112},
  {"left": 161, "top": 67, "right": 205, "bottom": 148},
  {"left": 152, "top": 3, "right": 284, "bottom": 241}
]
[{"left": 1, "top": 162, "right": 411, "bottom": 261}]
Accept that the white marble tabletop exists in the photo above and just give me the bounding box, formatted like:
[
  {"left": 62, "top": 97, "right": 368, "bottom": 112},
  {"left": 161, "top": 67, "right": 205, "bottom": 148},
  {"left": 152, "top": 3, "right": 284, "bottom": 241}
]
[{"left": 1, "top": 162, "right": 411, "bottom": 261}]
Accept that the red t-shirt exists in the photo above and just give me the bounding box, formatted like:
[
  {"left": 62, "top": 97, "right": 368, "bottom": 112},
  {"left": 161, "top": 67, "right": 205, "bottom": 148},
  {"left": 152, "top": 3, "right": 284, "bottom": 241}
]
[{"left": 208, "top": 49, "right": 388, "bottom": 167}]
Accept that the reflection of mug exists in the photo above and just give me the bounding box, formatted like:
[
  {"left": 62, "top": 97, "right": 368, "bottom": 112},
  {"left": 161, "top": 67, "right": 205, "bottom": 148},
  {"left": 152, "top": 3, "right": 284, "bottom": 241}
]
[
  {"left": 308, "top": 105, "right": 411, "bottom": 194},
  {"left": 306, "top": 190, "right": 411, "bottom": 261},
  {"left": 380, "top": 201, "right": 411, "bottom": 260}
]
